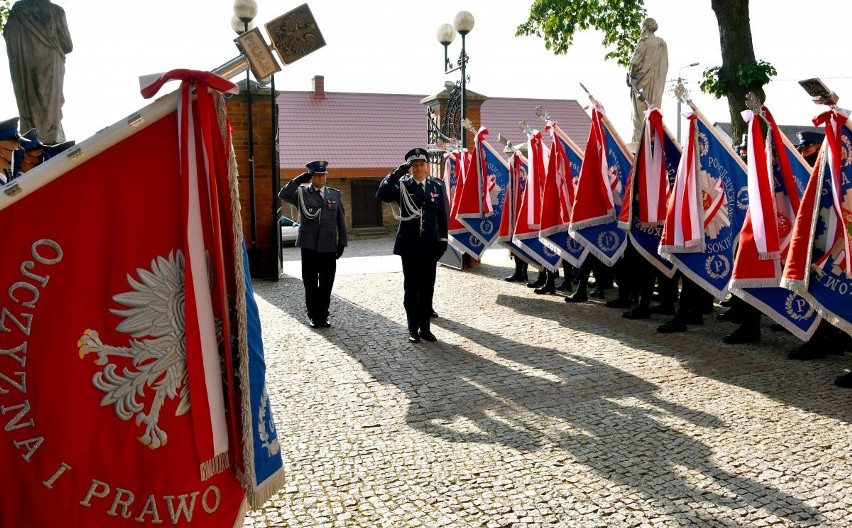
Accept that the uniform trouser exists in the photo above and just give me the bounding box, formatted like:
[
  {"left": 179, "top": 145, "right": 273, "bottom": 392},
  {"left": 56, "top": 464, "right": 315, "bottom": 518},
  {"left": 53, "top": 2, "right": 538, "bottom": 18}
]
[
  {"left": 301, "top": 248, "right": 337, "bottom": 320},
  {"left": 673, "top": 277, "right": 712, "bottom": 323},
  {"left": 622, "top": 244, "right": 655, "bottom": 309},
  {"left": 401, "top": 254, "right": 437, "bottom": 334}
]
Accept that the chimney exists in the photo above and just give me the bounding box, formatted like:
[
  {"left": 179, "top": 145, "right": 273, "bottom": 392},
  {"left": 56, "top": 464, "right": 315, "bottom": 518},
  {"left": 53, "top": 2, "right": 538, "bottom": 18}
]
[{"left": 312, "top": 75, "right": 325, "bottom": 98}]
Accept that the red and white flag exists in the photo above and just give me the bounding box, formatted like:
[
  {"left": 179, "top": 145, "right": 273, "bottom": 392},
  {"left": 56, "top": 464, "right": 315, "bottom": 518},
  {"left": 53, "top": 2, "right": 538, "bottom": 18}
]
[
  {"left": 619, "top": 108, "right": 669, "bottom": 227},
  {"left": 570, "top": 107, "right": 615, "bottom": 229},
  {"left": 729, "top": 105, "right": 822, "bottom": 340},
  {"left": 539, "top": 121, "right": 573, "bottom": 237},
  {"left": 514, "top": 129, "right": 547, "bottom": 237},
  {"left": 813, "top": 109, "right": 852, "bottom": 275},
  {"left": 764, "top": 106, "right": 802, "bottom": 258},
  {"left": 744, "top": 109, "right": 780, "bottom": 259},
  {"left": 659, "top": 110, "right": 703, "bottom": 254},
  {"left": 497, "top": 149, "right": 537, "bottom": 266},
  {"left": 511, "top": 129, "right": 561, "bottom": 271},
  {"left": 0, "top": 71, "right": 249, "bottom": 526},
  {"left": 497, "top": 149, "right": 527, "bottom": 245},
  {"left": 456, "top": 127, "right": 494, "bottom": 217},
  {"left": 781, "top": 108, "right": 852, "bottom": 334},
  {"left": 447, "top": 148, "right": 471, "bottom": 237}
]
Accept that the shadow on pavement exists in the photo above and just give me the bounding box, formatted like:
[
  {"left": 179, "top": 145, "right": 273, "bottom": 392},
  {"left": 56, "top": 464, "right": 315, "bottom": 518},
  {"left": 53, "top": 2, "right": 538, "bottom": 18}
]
[
  {"left": 494, "top": 289, "right": 852, "bottom": 427},
  {"left": 254, "top": 276, "right": 825, "bottom": 525}
]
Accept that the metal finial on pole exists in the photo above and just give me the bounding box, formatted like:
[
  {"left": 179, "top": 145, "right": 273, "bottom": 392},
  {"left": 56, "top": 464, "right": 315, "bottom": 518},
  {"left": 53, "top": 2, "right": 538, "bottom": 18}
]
[
  {"left": 534, "top": 105, "right": 551, "bottom": 123},
  {"left": 744, "top": 92, "right": 763, "bottom": 114}
]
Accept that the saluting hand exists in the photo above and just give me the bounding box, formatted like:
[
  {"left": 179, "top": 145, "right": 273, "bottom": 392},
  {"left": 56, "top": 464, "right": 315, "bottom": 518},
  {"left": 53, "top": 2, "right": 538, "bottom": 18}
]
[{"left": 391, "top": 162, "right": 411, "bottom": 177}]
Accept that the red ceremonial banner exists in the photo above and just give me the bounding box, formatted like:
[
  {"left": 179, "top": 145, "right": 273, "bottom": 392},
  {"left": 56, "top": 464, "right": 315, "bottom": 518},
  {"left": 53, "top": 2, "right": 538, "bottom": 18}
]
[{"left": 0, "top": 101, "right": 246, "bottom": 525}]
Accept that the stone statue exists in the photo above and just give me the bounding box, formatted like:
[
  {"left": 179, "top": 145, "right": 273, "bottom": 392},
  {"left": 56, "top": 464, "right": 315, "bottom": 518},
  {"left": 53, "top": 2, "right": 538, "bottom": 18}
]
[
  {"left": 627, "top": 17, "right": 668, "bottom": 145},
  {"left": 4, "top": 0, "right": 73, "bottom": 144}
]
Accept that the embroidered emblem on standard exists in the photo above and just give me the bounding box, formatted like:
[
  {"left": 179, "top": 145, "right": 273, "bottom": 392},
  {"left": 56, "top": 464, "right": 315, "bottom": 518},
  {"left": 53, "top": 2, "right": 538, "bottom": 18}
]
[{"left": 78, "top": 250, "right": 191, "bottom": 450}]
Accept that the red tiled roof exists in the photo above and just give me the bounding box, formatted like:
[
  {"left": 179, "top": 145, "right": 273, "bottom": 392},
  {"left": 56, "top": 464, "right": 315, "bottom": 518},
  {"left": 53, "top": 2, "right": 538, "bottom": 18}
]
[
  {"left": 279, "top": 91, "right": 426, "bottom": 170},
  {"left": 278, "top": 91, "right": 591, "bottom": 171},
  {"left": 480, "top": 97, "right": 590, "bottom": 151}
]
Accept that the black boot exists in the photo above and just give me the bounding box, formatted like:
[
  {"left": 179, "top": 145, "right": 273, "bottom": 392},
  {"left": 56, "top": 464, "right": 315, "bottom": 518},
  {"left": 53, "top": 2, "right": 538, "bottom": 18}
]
[
  {"left": 555, "top": 276, "right": 573, "bottom": 292},
  {"left": 505, "top": 259, "right": 528, "bottom": 282},
  {"left": 565, "top": 288, "right": 588, "bottom": 303},
  {"left": 535, "top": 270, "right": 558, "bottom": 295},
  {"left": 527, "top": 270, "right": 546, "bottom": 288},
  {"left": 555, "top": 262, "right": 573, "bottom": 292}
]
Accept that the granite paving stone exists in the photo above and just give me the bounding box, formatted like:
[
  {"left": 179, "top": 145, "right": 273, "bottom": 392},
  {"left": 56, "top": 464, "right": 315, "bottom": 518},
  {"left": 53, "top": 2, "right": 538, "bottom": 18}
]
[{"left": 244, "top": 239, "right": 852, "bottom": 527}]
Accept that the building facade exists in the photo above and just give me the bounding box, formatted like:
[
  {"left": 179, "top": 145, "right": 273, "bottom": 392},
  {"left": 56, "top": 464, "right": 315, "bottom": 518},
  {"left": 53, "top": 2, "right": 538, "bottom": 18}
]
[{"left": 227, "top": 75, "right": 592, "bottom": 278}]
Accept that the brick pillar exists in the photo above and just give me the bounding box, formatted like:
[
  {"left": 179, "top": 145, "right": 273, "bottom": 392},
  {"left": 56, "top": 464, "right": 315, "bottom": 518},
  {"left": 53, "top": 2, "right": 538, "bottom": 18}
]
[
  {"left": 421, "top": 88, "right": 488, "bottom": 176},
  {"left": 421, "top": 88, "right": 488, "bottom": 269},
  {"left": 226, "top": 80, "right": 281, "bottom": 280}
]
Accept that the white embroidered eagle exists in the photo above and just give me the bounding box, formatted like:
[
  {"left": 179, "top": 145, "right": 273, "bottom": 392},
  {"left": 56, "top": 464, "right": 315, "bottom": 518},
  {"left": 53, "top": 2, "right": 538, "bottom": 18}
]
[{"left": 77, "top": 250, "right": 188, "bottom": 450}]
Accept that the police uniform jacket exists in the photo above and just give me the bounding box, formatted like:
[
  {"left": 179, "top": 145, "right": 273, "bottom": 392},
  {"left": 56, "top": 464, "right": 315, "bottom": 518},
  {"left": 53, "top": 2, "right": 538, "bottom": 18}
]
[
  {"left": 280, "top": 176, "right": 348, "bottom": 254},
  {"left": 376, "top": 172, "right": 448, "bottom": 259}
]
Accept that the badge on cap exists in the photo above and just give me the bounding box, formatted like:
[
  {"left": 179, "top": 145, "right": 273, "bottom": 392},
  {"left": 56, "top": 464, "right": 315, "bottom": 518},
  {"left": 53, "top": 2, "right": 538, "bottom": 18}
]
[
  {"left": 305, "top": 160, "right": 329, "bottom": 173},
  {"left": 796, "top": 130, "right": 824, "bottom": 147},
  {"left": 404, "top": 148, "right": 429, "bottom": 164}
]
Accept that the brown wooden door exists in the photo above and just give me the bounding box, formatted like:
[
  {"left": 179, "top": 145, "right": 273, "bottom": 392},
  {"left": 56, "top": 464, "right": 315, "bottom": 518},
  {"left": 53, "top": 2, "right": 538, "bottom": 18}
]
[{"left": 351, "top": 180, "right": 382, "bottom": 227}]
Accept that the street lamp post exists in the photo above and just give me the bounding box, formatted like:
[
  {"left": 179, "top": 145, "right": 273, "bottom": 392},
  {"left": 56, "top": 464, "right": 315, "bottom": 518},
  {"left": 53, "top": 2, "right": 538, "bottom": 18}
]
[
  {"left": 233, "top": 0, "right": 259, "bottom": 273},
  {"left": 675, "top": 61, "right": 699, "bottom": 144},
  {"left": 437, "top": 11, "right": 474, "bottom": 149}
]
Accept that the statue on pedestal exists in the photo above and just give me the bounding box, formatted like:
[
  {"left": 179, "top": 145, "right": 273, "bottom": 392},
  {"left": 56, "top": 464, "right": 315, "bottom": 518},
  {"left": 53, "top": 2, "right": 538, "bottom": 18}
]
[
  {"left": 4, "top": 0, "right": 73, "bottom": 144},
  {"left": 627, "top": 18, "right": 668, "bottom": 145}
]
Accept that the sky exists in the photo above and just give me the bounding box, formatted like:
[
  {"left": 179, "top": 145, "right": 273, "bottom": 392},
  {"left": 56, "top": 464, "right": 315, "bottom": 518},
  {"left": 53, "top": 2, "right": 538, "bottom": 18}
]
[{"left": 2, "top": 0, "right": 850, "bottom": 146}]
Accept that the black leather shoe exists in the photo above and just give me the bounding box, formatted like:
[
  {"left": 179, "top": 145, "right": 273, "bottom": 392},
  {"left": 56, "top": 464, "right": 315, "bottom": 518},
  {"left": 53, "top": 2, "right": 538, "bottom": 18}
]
[
  {"left": 564, "top": 292, "right": 588, "bottom": 303},
  {"left": 606, "top": 297, "right": 631, "bottom": 309},
  {"left": 308, "top": 318, "right": 319, "bottom": 329},
  {"left": 534, "top": 284, "right": 556, "bottom": 295},
  {"left": 420, "top": 331, "right": 437, "bottom": 342},
  {"left": 623, "top": 307, "right": 650, "bottom": 320},
  {"left": 320, "top": 319, "right": 331, "bottom": 328},
  {"left": 408, "top": 332, "right": 421, "bottom": 343},
  {"left": 787, "top": 341, "right": 829, "bottom": 360},
  {"left": 430, "top": 310, "right": 439, "bottom": 318},
  {"left": 504, "top": 273, "right": 526, "bottom": 282},
  {"left": 657, "top": 320, "right": 687, "bottom": 333},
  {"left": 834, "top": 372, "right": 852, "bottom": 388},
  {"left": 722, "top": 326, "right": 760, "bottom": 344},
  {"left": 555, "top": 279, "right": 573, "bottom": 292},
  {"left": 527, "top": 276, "right": 547, "bottom": 288}
]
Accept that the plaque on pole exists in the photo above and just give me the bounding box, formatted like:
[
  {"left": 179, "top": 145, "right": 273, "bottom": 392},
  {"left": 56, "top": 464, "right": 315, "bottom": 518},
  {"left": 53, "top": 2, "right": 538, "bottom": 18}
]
[
  {"left": 265, "top": 4, "right": 326, "bottom": 65},
  {"left": 234, "top": 27, "right": 282, "bottom": 81}
]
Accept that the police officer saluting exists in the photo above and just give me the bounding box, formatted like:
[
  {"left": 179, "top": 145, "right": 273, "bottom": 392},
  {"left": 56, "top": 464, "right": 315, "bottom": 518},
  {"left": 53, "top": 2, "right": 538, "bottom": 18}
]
[
  {"left": 0, "top": 117, "right": 24, "bottom": 184},
  {"left": 376, "top": 148, "right": 449, "bottom": 343},
  {"left": 280, "top": 160, "right": 348, "bottom": 328}
]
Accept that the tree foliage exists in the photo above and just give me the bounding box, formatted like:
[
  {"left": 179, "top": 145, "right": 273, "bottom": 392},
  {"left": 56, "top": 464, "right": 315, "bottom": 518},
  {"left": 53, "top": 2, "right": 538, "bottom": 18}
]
[
  {"left": 517, "top": 0, "right": 774, "bottom": 143},
  {"left": 0, "top": 1, "right": 11, "bottom": 29},
  {"left": 516, "top": 0, "right": 647, "bottom": 66},
  {"left": 700, "top": 60, "right": 777, "bottom": 100}
]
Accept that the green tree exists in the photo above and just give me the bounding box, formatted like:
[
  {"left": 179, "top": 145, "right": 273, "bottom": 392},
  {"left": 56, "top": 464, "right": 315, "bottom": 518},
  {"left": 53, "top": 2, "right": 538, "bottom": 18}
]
[
  {"left": 516, "top": 0, "right": 775, "bottom": 145},
  {"left": 1, "top": 1, "right": 11, "bottom": 29}
]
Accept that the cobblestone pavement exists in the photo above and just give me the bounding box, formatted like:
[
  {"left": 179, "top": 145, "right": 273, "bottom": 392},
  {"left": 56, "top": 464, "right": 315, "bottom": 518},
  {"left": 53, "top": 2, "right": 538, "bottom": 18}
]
[{"left": 245, "top": 238, "right": 852, "bottom": 528}]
